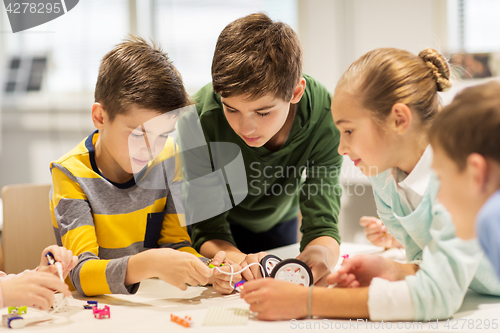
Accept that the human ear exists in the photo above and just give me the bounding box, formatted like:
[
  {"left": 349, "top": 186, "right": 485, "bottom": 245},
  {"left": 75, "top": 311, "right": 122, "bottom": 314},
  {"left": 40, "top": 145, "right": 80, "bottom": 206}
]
[
  {"left": 387, "top": 103, "right": 412, "bottom": 134},
  {"left": 466, "top": 153, "right": 488, "bottom": 195},
  {"left": 290, "top": 78, "right": 306, "bottom": 104},
  {"left": 91, "top": 103, "right": 107, "bottom": 129}
]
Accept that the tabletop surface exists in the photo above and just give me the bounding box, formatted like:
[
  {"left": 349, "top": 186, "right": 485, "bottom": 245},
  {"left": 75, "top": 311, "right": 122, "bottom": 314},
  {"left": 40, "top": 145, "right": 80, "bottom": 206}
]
[{"left": 3, "top": 242, "right": 500, "bottom": 333}]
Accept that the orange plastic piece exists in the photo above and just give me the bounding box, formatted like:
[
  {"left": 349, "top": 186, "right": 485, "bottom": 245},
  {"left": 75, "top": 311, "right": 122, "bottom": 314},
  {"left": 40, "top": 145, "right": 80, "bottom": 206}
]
[{"left": 170, "top": 314, "right": 192, "bottom": 328}]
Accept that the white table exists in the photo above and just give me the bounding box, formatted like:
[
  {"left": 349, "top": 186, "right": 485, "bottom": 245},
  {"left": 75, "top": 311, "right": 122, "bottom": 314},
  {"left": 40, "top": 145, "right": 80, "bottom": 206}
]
[{"left": 5, "top": 243, "right": 500, "bottom": 332}]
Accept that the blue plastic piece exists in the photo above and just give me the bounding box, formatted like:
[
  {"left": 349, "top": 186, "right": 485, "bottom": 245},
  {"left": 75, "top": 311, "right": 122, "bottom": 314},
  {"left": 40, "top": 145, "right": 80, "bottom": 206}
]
[{"left": 7, "top": 316, "right": 23, "bottom": 329}]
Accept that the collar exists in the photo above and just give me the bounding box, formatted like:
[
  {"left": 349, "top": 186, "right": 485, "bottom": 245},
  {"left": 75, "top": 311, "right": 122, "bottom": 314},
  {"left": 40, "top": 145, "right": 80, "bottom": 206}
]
[
  {"left": 85, "top": 130, "right": 138, "bottom": 189},
  {"left": 396, "top": 145, "right": 433, "bottom": 197}
]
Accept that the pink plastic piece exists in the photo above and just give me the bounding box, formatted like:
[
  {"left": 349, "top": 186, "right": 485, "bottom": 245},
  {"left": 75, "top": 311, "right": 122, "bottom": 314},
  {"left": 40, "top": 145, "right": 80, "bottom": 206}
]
[{"left": 93, "top": 305, "right": 110, "bottom": 319}]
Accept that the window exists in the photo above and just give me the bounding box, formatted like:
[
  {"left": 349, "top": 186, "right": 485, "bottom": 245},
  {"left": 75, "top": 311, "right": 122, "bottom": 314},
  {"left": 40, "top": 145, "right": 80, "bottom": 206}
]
[
  {"left": 2, "top": 0, "right": 129, "bottom": 94},
  {"left": 448, "top": 0, "right": 500, "bottom": 53},
  {"left": 2, "top": 0, "right": 298, "bottom": 95},
  {"left": 149, "top": 0, "right": 298, "bottom": 93}
]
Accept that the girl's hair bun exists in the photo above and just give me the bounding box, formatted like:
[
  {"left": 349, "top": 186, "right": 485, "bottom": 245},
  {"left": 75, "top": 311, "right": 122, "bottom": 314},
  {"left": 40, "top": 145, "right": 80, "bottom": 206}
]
[{"left": 418, "top": 48, "right": 451, "bottom": 92}]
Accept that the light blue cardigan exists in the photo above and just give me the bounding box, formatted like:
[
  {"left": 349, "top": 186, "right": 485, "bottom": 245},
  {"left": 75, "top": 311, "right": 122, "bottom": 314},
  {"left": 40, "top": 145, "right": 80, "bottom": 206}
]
[{"left": 370, "top": 170, "right": 500, "bottom": 321}]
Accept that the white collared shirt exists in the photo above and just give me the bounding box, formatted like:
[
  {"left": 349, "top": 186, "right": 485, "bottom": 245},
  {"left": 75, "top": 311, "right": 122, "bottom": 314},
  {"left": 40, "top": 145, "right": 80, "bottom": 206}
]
[
  {"left": 394, "top": 146, "right": 433, "bottom": 212},
  {"left": 382, "top": 146, "right": 433, "bottom": 214},
  {"left": 368, "top": 146, "right": 433, "bottom": 321}
]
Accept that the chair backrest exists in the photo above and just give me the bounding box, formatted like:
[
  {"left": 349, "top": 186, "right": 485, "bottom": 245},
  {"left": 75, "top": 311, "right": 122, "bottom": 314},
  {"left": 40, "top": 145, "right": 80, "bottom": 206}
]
[{"left": 1, "top": 184, "right": 56, "bottom": 274}]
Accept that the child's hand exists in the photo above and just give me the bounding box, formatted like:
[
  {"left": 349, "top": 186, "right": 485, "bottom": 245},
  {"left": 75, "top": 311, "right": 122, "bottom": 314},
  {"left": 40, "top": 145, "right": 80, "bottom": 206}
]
[
  {"left": 326, "top": 254, "right": 398, "bottom": 287},
  {"left": 209, "top": 251, "right": 242, "bottom": 294},
  {"left": 208, "top": 251, "right": 241, "bottom": 294},
  {"left": 153, "top": 249, "right": 212, "bottom": 290},
  {"left": 239, "top": 251, "right": 268, "bottom": 281},
  {"left": 1, "top": 271, "right": 70, "bottom": 310},
  {"left": 296, "top": 245, "right": 332, "bottom": 286},
  {"left": 38, "top": 245, "right": 78, "bottom": 279},
  {"left": 359, "top": 216, "right": 402, "bottom": 249},
  {"left": 240, "top": 278, "right": 308, "bottom": 320}
]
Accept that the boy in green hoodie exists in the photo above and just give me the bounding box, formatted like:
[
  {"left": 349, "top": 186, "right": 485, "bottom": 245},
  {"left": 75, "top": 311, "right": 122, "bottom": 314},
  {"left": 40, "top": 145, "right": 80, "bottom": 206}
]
[{"left": 190, "top": 13, "right": 342, "bottom": 284}]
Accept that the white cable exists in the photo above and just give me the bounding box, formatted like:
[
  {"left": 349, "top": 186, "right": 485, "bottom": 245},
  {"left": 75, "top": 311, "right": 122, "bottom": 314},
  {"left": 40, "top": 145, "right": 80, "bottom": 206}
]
[
  {"left": 212, "top": 263, "right": 266, "bottom": 289},
  {"left": 54, "top": 262, "right": 64, "bottom": 282}
]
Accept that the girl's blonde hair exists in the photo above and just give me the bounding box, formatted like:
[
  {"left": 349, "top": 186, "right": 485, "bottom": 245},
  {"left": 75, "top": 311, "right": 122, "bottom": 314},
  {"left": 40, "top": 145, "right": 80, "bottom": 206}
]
[{"left": 336, "top": 48, "right": 451, "bottom": 126}]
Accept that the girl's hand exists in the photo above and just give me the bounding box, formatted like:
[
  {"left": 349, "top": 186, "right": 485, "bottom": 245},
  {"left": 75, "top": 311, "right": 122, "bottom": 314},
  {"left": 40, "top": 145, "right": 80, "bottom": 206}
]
[
  {"left": 38, "top": 246, "right": 78, "bottom": 279},
  {"left": 1, "top": 271, "right": 70, "bottom": 310},
  {"left": 359, "top": 216, "right": 402, "bottom": 249},
  {"left": 326, "top": 254, "right": 399, "bottom": 287},
  {"left": 240, "top": 278, "right": 309, "bottom": 320}
]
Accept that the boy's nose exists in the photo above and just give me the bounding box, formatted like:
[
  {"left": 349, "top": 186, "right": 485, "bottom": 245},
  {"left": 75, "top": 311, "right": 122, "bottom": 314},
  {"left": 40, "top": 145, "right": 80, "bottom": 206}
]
[{"left": 239, "top": 118, "right": 257, "bottom": 136}]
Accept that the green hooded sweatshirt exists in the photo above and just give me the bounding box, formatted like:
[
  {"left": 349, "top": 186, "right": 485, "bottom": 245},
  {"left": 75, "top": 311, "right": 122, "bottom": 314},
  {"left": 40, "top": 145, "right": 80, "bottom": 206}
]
[{"left": 190, "top": 74, "right": 342, "bottom": 252}]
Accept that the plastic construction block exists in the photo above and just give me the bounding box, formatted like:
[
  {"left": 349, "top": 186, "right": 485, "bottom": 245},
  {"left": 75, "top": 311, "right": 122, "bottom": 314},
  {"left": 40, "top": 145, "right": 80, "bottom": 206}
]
[
  {"left": 202, "top": 305, "right": 250, "bottom": 326},
  {"left": 342, "top": 254, "right": 349, "bottom": 259},
  {"left": 84, "top": 300, "right": 98, "bottom": 309},
  {"left": 234, "top": 280, "right": 245, "bottom": 292},
  {"left": 93, "top": 306, "right": 110, "bottom": 319},
  {"left": 7, "top": 307, "right": 27, "bottom": 315},
  {"left": 2, "top": 314, "right": 25, "bottom": 329},
  {"left": 171, "top": 314, "right": 192, "bottom": 328}
]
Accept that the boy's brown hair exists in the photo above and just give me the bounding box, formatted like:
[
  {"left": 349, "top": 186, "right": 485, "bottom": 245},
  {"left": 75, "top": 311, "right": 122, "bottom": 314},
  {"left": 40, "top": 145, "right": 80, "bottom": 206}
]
[
  {"left": 95, "top": 35, "right": 190, "bottom": 121},
  {"left": 429, "top": 80, "right": 500, "bottom": 170},
  {"left": 211, "top": 13, "right": 302, "bottom": 101}
]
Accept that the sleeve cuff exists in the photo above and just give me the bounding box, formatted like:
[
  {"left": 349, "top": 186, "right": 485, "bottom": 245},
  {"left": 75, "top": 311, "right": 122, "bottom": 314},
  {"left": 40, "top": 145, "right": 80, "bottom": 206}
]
[
  {"left": 125, "top": 282, "right": 140, "bottom": 295},
  {"left": 368, "top": 278, "right": 414, "bottom": 321},
  {"left": 106, "top": 256, "right": 138, "bottom": 295},
  {"left": 192, "top": 234, "right": 237, "bottom": 252},
  {"left": 198, "top": 257, "right": 210, "bottom": 264}
]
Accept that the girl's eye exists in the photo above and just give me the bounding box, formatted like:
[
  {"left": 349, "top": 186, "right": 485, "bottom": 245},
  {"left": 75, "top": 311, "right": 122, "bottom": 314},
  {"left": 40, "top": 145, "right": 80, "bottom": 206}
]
[
  {"left": 131, "top": 133, "right": 143, "bottom": 138},
  {"left": 160, "top": 134, "right": 169, "bottom": 139},
  {"left": 344, "top": 129, "right": 353, "bottom": 134},
  {"left": 258, "top": 112, "right": 271, "bottom": 117},
  {"left": 226, "top": 108, "right": 237, "bottom": 114}
]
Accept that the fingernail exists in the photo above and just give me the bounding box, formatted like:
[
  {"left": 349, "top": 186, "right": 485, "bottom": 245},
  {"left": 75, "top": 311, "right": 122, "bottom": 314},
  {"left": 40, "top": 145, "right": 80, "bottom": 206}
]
[{"left": 212, "top": 260, "right": 219, "bottom": 266}]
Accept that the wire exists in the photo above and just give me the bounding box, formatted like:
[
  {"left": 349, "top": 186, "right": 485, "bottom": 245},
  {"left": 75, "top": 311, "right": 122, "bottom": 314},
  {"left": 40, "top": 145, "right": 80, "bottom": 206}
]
[{"left": 212, "top": 263, "right": 267, "bottom": 289}]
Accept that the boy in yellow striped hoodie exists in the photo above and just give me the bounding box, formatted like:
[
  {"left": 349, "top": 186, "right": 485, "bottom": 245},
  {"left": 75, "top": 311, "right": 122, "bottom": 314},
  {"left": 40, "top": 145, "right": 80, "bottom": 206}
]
[{"left": 49, "top": 36, "right": 237, "bottom": 296}]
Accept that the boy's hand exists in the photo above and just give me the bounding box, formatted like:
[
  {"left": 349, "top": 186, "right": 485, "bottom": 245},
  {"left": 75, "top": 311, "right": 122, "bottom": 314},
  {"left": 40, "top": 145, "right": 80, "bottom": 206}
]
[
  {"left": 326, "top": 255, "right": 400, "bottom": 288},
  {"left": 239, "top": 252, "right": 268, "bottom": 281},
  {"left": 38, "top": 245, "right": 78, "bottom": 279},
  {"left": 211, "top": 263, "right": 242, "bottom": 294},
  {"left": 1, "top": 271, "right": 70, "bottom": 310},
  {"left": 296, "top": 245, "right": 332, "bottom": 286},
  {"left": 240, "top": 278, "right": 308, "bottom": 320},
  {"left": 153, "top": 249, "right": 212, "bottom": 290},
  {"left": 360, "top": 216, "right": 402, "bottom": 249},
  {"left": 207, "top": 251, "right": 241, "bottom": 294}
]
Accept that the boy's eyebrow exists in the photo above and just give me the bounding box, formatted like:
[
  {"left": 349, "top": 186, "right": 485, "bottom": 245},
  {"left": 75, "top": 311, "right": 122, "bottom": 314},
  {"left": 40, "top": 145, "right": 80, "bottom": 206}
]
[
  {"left": 222, "top": 101, "right": 237, "bottom": 110},
  {"left": 222, "top": 101, "right": 276, "bottom": 112},
  {"left": 253, "top": 105, "right": 275, "bottom": 112},
  {"left": 129, "top": 126, "right": 173, "bottom": 136}
]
